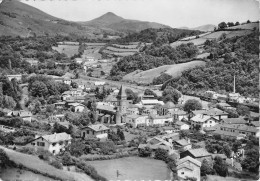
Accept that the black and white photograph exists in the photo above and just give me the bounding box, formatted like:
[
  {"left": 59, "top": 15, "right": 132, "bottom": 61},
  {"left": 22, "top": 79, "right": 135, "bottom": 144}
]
[{"left": 0, "top": 0, "right": 259, "bottom": 180}]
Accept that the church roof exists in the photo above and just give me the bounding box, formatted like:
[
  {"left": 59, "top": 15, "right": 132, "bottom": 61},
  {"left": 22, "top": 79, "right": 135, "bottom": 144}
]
[{"left": 117, "top": 85, "right": 127, "bottom": 99}]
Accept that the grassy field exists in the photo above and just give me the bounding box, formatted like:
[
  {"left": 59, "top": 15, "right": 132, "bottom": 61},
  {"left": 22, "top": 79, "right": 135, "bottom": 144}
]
[
  {"left": 0, "top": 146, "right": 93, "bottom": 181},
  {"left": 87, "top": 157, "right": 171, "bottom": 181},
  {"left": 0, "top": 168, "right": 56, "bottom": 181},
  {"left": 103, "top": 49, "right": 136, "bottom": 56},
  {"left": 82, "top": 46, "right": 102, "bottom": 60},
  {"left": 52, "top": 45, "right": 79, "bottom": 58},
  {"left": 106, "top": 46, "right": 139, "bottom": 52},
  {"left": 112, "top": 44, "right": 138, "bottom": 49},
  {"left": 123, "top": 60, "right": 206, "bottom": 84}
]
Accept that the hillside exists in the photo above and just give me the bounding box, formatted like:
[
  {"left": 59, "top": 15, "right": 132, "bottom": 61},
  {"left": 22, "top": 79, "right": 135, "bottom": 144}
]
[
  {"left": 123, "top": 61, "right": 206, "bottom": 84},
  {"left": 179, "top": 24, "right": 216, "bottom": 32},
  {"left": 0, "top": 0, "right": 98, "bottom": 37},
  {"left": 171, "top": 22, "right": 258, "bottom": 47},
  {"left": 81, "top": 12, "right": 170, "bottom": 33}
]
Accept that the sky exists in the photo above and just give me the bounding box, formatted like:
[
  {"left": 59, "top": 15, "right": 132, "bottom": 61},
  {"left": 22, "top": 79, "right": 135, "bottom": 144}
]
[{"left": 16, "top": 0, "right": 260, "bottom": 28}]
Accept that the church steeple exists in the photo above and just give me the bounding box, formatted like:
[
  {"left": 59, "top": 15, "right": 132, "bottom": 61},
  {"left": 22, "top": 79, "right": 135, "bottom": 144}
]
[
  {"left": 115, "top": 85, "right": 128, "bottom": 124},
  {"left": 117, "top": 85, "right": 127, "bottom": 100}
]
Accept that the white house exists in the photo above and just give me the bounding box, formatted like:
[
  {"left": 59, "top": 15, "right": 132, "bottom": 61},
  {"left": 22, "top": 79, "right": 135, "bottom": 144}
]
[
  {"left": 81, "top": 124, "right": 110, "bottom": 139},
  {"left": 177, "top": 156, "right": 201, "bottom": 181},
  {"left": 138, "top": 137, "right": 174, "bottom": 154},
  {"left": 94, "top": 81, "right": 105, "bottom": 86},
  {"left": 8, "top": 110, "right": 32, "bottom": 122},
  {"left": 26, "top": 132, "right": 72, "bottom": 155},
  {"left": 140, "top": 99, "right": 164, "bottom": 108},
  {"left": 68, "top": 103, "right": 85, "bottom": 112},
  {"left": 147, "top": 114, "right": 173, "bottom": 126},
  {"left": 63, "top": 79, "right": 72, "bottom": 85},
  {"left": 191, "top": 114, "right": 219, "bottom": 130},
  {"left": 175, "top": 121, "right": 190, "bottom": 130},
  {"left": 125, "top": 114, "right": 148, "bottom": 128}
]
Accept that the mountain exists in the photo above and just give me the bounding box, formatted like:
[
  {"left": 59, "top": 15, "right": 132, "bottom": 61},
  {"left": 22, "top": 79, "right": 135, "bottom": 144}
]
[
  {"left": 0, "top": 0, "right": 99, "bottom": 37},
  {"left": 81, "top": 12, "right": 171, "bottom": 33}
]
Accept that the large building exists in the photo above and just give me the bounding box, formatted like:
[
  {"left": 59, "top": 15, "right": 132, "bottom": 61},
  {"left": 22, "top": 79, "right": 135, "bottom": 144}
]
[
  {"left": 115, "top": 85, "right": 128, "bottom": 124},
  {"left": 177, "top": 156, "right": 201, "bottom": 181}
]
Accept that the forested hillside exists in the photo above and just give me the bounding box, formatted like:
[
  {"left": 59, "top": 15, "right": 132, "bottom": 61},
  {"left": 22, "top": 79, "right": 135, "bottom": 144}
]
[{"left": 164, "top": 31, "right": 259, "bottom": 97}]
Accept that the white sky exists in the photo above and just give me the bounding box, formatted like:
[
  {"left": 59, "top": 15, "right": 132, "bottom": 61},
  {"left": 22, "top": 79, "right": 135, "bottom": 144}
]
[{"left": 17, "top": 0, "right": 260, "bottom": 28}]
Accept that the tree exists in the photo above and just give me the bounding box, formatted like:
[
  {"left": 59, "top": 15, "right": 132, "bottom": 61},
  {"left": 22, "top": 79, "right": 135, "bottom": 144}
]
[
  {"left": 154, "top": 148, "right": 168, "bottom": 161},
  {"left": 68, "top": 139, "right": 86, "bottom": 157},
  {"left": 30, "top": 81, "right": 48, "bottom": 97},
  {"left": 139, "top": 146, "right": 152, "bottom": 157},
  {"left": 201, "top": 159, "right": 214, "bottom": 176},
  {"left": 162, "top": 86, "right": 181, "bottom": 104},
  {"left": 3, "top": 95, "right": 16, "bottom": 109},
  {"left": 247, "top": 20, "right": 251, "bottom": 23},
  {"left": 183, "top": 99, "right": 202, "bottom": 113},
  {"left": 221, "top": 144, "right": 232, "bottom": 157},
  {"left": 241, "top": 148, "right": 259, "bottom": 173},
  {"left": 62, "top": 151, "right": 74, "bottom": 166},
  {"left": 227, "top": 22, "right": 234, "bottom": 27},
  {"left": 236, "top": 105, "right": 250, "bottom": 116},
  {"left": 213, "top": 156, "right": 228, "bottom": 177},
  {"left": 71, "top": 82, "right": 78, "bottom": 88},
  {"left": 0, "top": 149, "right": 10, "bottom": 168},
  {"left": 218, "top": 22, "right": 227, "bottom": 29},
  {"left": 235, "top": 22, "right": 240, "bottom": 26},
  {"left": 117, "top": 128, "right": 125, "bottom": 141},
  {"left": 144, "top": 89, "right": 158, "bottom": 98}
]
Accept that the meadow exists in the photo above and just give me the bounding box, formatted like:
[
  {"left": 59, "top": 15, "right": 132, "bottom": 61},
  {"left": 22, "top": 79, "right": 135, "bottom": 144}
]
[
  {"left": 87, "top": 157, "right": 171, "bottom": 181},
  {"left": 52, "top": 44, "right": 79, "bottom": 58},
  {"left": 123, "top": 60, "right": 206, "bottom": 84}
]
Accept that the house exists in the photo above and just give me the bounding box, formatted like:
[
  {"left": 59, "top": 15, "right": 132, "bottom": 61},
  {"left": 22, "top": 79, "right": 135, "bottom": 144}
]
[
  {"left": 175, "top": 121, "right": 190, "bottom": 131},
  {"left": 140, "top": 99, "right": 164, "bottom": 108},
  {"left": 125, "top": 114, "right": 148, "bottom": 128},
  {"left": 221, "top": 117, "right": 247, "bottom": 126},
  {"left": 213, "top": 124, "right": 258, "bottom": 138},
  {"left": 217, "top": 102, "right": 234, "bottom": 109},
  {"left": 94, "top": 81, "right": 105, "bottom": 86},
  {"left": 67, "top": 103, "right": 85, "bottom": 112},
  {"left": 54, "top": 102, "right": 66, "bottom": 109},
  {"left": 180, "top": 148, "right": 212, "bottom": 162},
  {"left": 7, "top": 74, "right": 22, "bottom": 81},
  {"left": 177, "top": 156, "right": 201, "bottom": 181},
  {"left": 103, "top": 95, "right": 118, "bottom": 106},
  {"left": 8, "top": 110, "right": 32, "bottom": 122},
  {"left": 173, "top": 138, "right": 192, "bottom": 151},
  {"left": 190, "top": 114, "right": 219, "bottom": 130},
  {"left": 24, "top": 58, "right": 39, "bottom": 66},
  {"left": 126, "top": 106, "right": 139, "bottom": 115},
  {"left": 141, "top": 108, "right": 157, "bottom": 115},
  {"left": 170, "top": 110, "right": 188, "bottom": 121},
  {"left": 138, "top": 137, "right": 174, "bottom": 154},
  {"left": 26, "top": 132, "right": 72, "bottom": 155},
  {"left": 190, "top": 108, "right": 228, "bottom": 122},
  {"left": 147, "top": 114, "right": 173, "bottom": 126},
  {"left": 81, "top": 124, "right": 110, "bottom": 139},
  {"left": 247, "top": 121, "right": 259, "bottom": 127},
  {"left": 162, "top": 126, "right": 175, "bottom": 134},
  {"left": 160, "top": 102, "right": 182, "bottom": 115},
  {"left": 63, "top": 79, "right": 72, "bottom": 85}
]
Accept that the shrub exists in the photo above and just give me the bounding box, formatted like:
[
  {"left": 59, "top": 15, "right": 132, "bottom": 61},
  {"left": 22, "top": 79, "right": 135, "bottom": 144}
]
[
  {"left": 62, "top": 151, "right": 74, "bottom": 166},
  {"left": 19, "top": 147, "right": 37, "bottom": 155},
  {"left": 97, "top": 141, "right": 116, "bottom": 155},
  {"left": 38, "top": 150, "right": 52, "bottom": 161},
  {"left": 154, "top": 148, "right": 168, "bottom": 161},
  {"left": 139, "top": 147, "right": 152, "bottom": 157},
  {"left": 50, "top": 160, "right": 63, "bottom": 169}
]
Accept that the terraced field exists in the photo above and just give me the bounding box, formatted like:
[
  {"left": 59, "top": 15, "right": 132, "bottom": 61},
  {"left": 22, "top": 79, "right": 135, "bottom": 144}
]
[{"left": 102, "top": 43, "right": 141, "bottom": 57}]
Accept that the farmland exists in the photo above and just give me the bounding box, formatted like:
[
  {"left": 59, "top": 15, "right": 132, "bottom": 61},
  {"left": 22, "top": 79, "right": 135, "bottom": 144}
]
[
  {"left": 123, "top": 60, "right": 206, "bottom": 84},
  {"left": 52, "top": 44, "right": 79, "bottom": 58},
  {"left": 87, "top": 157, "right": 171, "bottom": 181}
]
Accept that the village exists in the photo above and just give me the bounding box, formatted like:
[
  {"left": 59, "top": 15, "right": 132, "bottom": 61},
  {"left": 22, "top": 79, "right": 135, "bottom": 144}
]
[{"left": 0, "top": 66, "right": 259, "bottom": 181}]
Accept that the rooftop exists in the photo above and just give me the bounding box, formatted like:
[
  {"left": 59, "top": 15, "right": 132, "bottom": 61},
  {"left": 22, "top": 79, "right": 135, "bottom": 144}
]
[
  {"left": 177, "top": 156, "right": 201, "bottom": 167},
  {"left": 41, "top": 132, "right": 71, "bottom": 143},
  {"left": 191, "top": 114, "right": 217, "bottom": 123},
  {"left": 222, "top": 117, "right": 247, "bottom": 125},
  {"left": 186, "top": 148, "right": 211, "bottom": 158},
  {"left": 175, "top": 139, "right": 191, "bottom": 146},
  {"left": 84, "top": 124, "right": 109, "bottom": 132}
]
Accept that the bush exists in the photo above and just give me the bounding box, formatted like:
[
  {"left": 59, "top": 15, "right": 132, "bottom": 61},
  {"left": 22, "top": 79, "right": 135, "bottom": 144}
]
[
  {"left": 19, "top": 147, "right": 37, "bottom": 155},
  {"left": 139, "top": 147, "right": 152, "bottom": 157},
  {"left": 62, "top": 151, "right": 74, "bottom": 166},
  {"left": 97, "top": 141, "right": 116, "bottom": 155},
  {"left": 154, "top": 148, "right": 168, "bottom": 161},
  {"left": 50, "top": 160, "right": 63, "bottom": 169},
  {"left": 38, "top": 150, "right": 52, "bottom": 161}
]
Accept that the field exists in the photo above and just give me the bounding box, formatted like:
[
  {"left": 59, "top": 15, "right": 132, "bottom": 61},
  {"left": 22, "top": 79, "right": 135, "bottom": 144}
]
[
  {"left": 102, "top": 42, "right": 141, "bottom": 57},
  {"left": 123, "top": 60, "right": 206, "bottom": 84},
  {"left": 82, "top": 46, "right": 102, "bottom": 60},
  {"left": 0, "top": 146, "right": 93, "bottom": 181},
  {"left": 0, "top": 168, "right": 56, "bottom": 181},
  {"left": 171, "top": 28, "right": 255, "bottom": 47},
  {"left": 52, "top": 44, "right": 79, "bottom": 58},
  {"left": 87, "top": 157, "right": 171, "bottom": 181}
]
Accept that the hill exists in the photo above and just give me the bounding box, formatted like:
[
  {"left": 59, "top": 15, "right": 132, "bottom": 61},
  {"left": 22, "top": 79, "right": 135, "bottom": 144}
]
[
  {"left": 171, "top": 22, "right": 258, "bottom": 47},
  {"left": 123, "top": 61, "right": 206, "bottom": 84},
  {"left": 81, "top": 12, "right": 170, "bottom": 33},
  {"left": 0, "top": 0, "right": 98, "bottom": 37}
]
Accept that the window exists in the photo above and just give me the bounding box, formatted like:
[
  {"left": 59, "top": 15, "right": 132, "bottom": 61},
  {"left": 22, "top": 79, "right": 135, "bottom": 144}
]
[
  {"left": 53, "top": 150, "right": 55, "bottom": 154},
  {"left": 37, "top": 142, "right": 45, "bottom": 147},
  {"left": 31, "top": 143, "right": 35, "bottom": 145},
  {"left": 83, "top": 132, "right": 86, "bottom": 137},
  {"left": 181, "top": 172, "right": 184, "bottom": 175},
  {"left": 52, "top": 143, "right": 56, "bottom": 146},
  {"left": 87, "top": 130, "right": 89, "bottom": 134}
]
